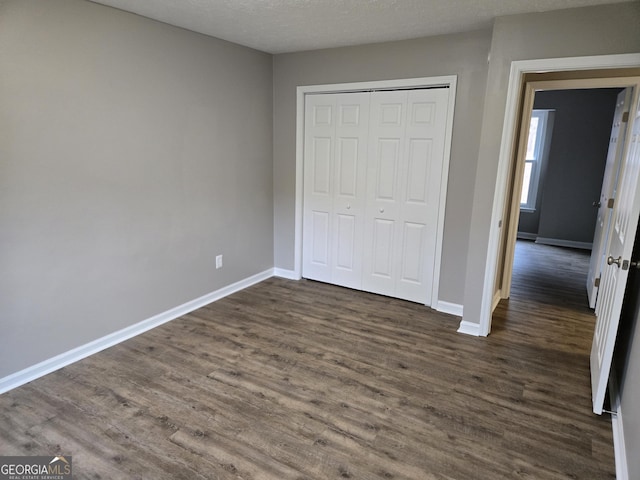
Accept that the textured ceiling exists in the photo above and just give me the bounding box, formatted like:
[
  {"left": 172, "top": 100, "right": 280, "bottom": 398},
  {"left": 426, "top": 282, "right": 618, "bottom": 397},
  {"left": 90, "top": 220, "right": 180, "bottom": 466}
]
[{"left": 90, "top": 0, "right": 634, "bottom": 54}]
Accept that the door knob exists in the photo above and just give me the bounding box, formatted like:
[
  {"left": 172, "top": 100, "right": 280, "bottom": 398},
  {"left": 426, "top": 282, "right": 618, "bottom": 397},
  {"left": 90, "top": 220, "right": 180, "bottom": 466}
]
[
  {"left": 379, "top": 208, "right": 385, "bottom": 213},
  {"left": 607, "top": 255, "right": 622, "bottom": 267},
  {"left": 346, "top": 204, "right": 351, "bottom": 210}
]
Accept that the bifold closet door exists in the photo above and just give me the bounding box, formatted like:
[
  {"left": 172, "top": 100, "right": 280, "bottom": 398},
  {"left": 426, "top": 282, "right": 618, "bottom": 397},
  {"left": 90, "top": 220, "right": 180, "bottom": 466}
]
[
  {"left": 362, "top": 89, "right": 449, "bottom": 304},
  {"left": 303, "top": 87, "right": 450, "bottom": 305},
  {"left": 302, "top": 92, "right": 370, "bottom": 289}
]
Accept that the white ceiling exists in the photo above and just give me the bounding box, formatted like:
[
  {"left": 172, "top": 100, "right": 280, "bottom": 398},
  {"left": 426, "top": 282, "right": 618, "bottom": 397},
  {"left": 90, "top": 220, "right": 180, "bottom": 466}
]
[{"left": 90, "top": 0, "right": 634, "bottom": 54}]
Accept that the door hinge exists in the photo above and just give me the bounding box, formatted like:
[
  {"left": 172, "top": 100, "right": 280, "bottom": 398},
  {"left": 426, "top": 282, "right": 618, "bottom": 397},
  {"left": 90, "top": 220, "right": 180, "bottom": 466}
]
[
  {"left": 594, "top": 276, "right": 601, "bottom": 288},
  {"left": 608, "top": 198, "right": 615, "bottom": 209},
  {"left": 622, "top": 111, "right": 629, "bottom": 123}
]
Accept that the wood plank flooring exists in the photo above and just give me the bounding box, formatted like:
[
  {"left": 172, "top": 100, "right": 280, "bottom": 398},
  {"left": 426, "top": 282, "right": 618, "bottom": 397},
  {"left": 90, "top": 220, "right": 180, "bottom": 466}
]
[{"left": 0, "top": 241, "right": 615, "bottom": 479}]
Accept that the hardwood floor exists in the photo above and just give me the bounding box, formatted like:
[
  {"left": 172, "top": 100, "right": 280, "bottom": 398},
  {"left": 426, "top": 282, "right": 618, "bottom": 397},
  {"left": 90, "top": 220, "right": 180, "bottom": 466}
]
[{"left": 0, "top": 241, "right": 615, "bottom": 479}]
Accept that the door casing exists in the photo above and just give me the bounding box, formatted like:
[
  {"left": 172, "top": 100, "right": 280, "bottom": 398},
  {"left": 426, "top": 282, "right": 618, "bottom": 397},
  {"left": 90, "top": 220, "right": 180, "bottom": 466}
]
[
  {"left": 500, "top": 77, "right": 640, "bottom": 304},
  {"left": 475, "top": 54, "right": 640, "bottom": 338}
]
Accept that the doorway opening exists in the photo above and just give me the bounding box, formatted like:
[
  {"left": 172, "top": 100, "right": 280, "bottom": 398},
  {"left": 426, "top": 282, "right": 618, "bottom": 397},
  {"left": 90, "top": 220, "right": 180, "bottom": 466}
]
[
  {"left": 491, "top": 66, "right": 640, "bottom": 416},
  {"left": 499, "top": 86, "right": 625, "bottom": 312},
  {"left": 494, "top": 70, "right": 640, "bottom": 317},
  {"left": 477, "top": 55, "right": 640, "bottom": 340}
]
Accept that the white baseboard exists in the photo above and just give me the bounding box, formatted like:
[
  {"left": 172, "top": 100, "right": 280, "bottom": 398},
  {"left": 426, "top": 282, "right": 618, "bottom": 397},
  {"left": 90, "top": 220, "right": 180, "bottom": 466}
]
[
  {"left": 0, "top": 268, "right": 273, "bottom": 395},
  {"left": 273, "top": 268, "right": 300, "bottom": 280},
  {"left": 535, "top": 237, "right": 593, "bottom": 250},
  {"left": 457, "top": 320, "right": 481, "bottom": 336},
  {"left": 612, "top": 404, "right": 629, "bottom": 480},
  {"left": 435, "top": 300, "right": 463, "bottom": 317},
  {"left": 608, "top": 374, "right": 629, "bottom": 480}
]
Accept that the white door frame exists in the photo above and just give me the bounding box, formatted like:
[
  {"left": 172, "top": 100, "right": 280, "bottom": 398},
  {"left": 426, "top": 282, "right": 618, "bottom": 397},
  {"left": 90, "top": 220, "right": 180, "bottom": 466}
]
[
  {"left": 293, "top": 76, "right": 457, "bottom": 308},
  {"left": 503, "top": 78, "right": 637, "bottom": 304},
  {"left": 478, "top": 53, "right": 640, "bottom": 337}
]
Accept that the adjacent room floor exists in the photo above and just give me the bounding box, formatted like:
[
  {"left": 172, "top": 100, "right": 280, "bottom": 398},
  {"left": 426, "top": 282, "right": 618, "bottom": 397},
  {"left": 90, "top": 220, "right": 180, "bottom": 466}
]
[{"left": 0, "top": 241, "right": 615, "bottom": 479}]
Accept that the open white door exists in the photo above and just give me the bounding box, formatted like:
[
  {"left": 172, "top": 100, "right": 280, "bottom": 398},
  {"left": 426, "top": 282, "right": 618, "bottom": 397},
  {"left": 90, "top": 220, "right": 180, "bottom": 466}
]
[
  {"left": 587, "top": 88, "right": 633, "bottom": 308},
  {"left": 591, "top": 88, "right": 640, "bottom": 414}
]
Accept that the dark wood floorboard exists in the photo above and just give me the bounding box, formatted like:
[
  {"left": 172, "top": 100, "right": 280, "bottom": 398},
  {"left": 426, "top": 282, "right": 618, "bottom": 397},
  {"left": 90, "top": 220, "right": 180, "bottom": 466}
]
[{"left": 0, "top": 240, "right": 615, "bottom": 479}]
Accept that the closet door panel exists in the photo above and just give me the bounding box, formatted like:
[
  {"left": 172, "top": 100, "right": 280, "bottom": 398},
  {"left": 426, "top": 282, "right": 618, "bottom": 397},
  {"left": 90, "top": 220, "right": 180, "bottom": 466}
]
[
  {"left": 303, "top": 93, "right": 369, "bottom": 288},
  {"left": 330, "top": 94, "right": 369, "bottom": 288},
  {"left": 363, "top": 89, "right": 449, "bottom": 304},
  {"left": 363, "top": 90, "right": 407, "bottom": 296},
  {"left": 395, "top": 89, "right": 449, "bottom": 304}
]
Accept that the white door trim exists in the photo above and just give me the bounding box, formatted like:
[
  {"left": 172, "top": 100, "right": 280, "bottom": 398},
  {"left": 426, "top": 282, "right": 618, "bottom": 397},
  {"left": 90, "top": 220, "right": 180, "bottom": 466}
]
[
  {"left": 478, "top": 53, "right": 640, "bottom": 337},
  {"left": 294, "top": 76, "right": 457, "bottom": 306}
]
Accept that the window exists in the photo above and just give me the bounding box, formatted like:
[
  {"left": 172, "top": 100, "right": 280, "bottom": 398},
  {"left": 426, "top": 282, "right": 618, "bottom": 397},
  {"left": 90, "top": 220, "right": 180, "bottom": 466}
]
[{"left": 521, "top": 109, "right": 553, "bottom": 211}]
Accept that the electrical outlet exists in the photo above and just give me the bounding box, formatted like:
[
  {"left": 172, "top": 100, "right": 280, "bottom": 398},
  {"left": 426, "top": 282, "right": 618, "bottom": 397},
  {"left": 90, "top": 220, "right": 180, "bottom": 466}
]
[{"left": 215, "top": 255, "right": 223, "bottom": 269}]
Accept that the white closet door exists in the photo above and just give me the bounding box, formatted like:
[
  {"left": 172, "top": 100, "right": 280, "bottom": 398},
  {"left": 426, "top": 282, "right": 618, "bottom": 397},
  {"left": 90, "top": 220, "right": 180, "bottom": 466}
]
[
  {"left": 362, "top": 88, "right": 449, "bottom": 304},
  {"left": 302, "top": 92, "right": 369, "bottom": 288}
]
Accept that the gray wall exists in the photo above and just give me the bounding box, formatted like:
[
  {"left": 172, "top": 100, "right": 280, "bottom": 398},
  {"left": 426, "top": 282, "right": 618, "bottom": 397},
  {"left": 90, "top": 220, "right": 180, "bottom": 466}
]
[
  {"left": 463, "top": 2, "right": 640, "bottom": 327},
  {"left": 620, "top": 316, "right": 640, "bottom": 478},
  {"left": 518, "top": 89, "right": 619, "bottom": 243},
  {"left": 273, "top": 29, "right": 492, "bottom": 306},
  {"left": 457, "top": 4, "right": 640, "bottom": 473},
  {"left": 621, "top": 318, "right": 640, "bottom": 479},
  {"left": 614, "top": 225, "right": 640, "bottom": 480},
  {"left": 0, "top": 0, "right": 273, "bottom": 377}
]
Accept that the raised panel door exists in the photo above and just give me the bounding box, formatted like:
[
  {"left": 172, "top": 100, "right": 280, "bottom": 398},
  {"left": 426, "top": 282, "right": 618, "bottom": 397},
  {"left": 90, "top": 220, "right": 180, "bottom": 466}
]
[
  {"left": 591, "top": 89, "right": 640, "bottom": 414},
  {"left": 363, "top": 89, "right": 449, "bottom": 304},
  {"left": 587, "top": 89, "right": 632, "bottom": 308},
  {"left": 395, "top": 89, "right": 449, "bottom": 303},
  {"left": 304, "top": 87, "right": 450, "bottom": 306},
  {"left": 303, "top": 92, "right": 369, "bottom": 287},
  {"left": 363, "top": 91, "right": 406, "bottom": 296},
  {"left": 303, "top": 95, "right": 336, "bottom": 282}
]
